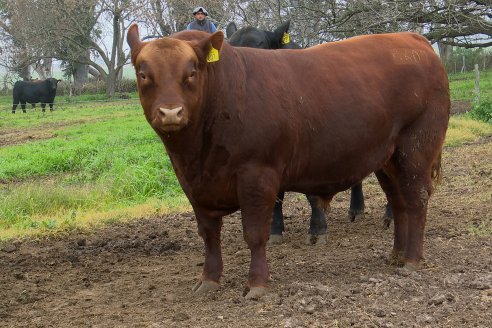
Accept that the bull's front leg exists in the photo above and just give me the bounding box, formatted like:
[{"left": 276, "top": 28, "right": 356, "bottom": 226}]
[
  {"left": 238, "top": 167, "right": 279, "bottom": 300},
  {"left": 192, "top": 209, "right": 223, "bottom": 294}
]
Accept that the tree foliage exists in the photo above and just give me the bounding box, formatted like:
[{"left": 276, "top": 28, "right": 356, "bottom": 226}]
[
  {"left": 0, "top": 0, "right": 490, "bottom": 94},
  {"left": 225, "top": 1, "right": 491, "bottom": 48}
]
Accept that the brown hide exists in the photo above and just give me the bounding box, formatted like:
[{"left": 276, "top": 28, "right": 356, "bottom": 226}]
[{"left": 128, "top": 24, "right": 450, "bottom": 295}]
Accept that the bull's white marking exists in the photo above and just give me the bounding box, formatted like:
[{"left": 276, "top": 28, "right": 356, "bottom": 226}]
[
  {"left": 391, "top": 48, "right": 429, "bottom": 65},
  {"left": 159, "top": 107, "right": 183, "bottom": 115}
]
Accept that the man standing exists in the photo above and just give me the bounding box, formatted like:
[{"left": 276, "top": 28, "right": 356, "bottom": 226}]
[{"left": 186, "top": 6, "right": 217, "bottom": 33}]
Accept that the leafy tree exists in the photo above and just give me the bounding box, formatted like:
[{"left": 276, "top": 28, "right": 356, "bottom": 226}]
[{"left": 0, "top": 0, "right": 138, "bottom": 97}]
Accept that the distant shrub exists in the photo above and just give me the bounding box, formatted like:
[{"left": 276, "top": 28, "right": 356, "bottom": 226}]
[
  {"left": 82, "top": 79, "right": 107, "bottom": 95},
  {"left": 55, "top": 78, "right": 136, "bottom": 97},
  {"left": 55, "top": 78, "right": 106, "bottom": 96},
  {"left": 469, "top": 99, "right": 492, "bottom": 123},
  {"left": 118, "top": 78, "right": 137, "bottom": 93}
]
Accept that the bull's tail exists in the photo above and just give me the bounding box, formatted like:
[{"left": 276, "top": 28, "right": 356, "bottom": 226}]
[{"left": 431, "top": 151, "right": 443, "bottom": 193}]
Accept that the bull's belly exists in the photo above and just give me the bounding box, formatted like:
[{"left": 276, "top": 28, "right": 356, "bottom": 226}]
[
  {"left": 286, "top": 177, "right": 362, "bottom": 197},
  {"left": 19, "top": 97, "right": 40, "bottom": 103}
]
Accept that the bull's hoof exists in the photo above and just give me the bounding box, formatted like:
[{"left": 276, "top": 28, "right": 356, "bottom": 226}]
[
  {"left": 387, "top": 250, "right": 405, "bottom": 266},
  {"left": 268, "top": 234, "right": 283, "bottom": 245},
  {"left": 192, "top": 280, "right": 219, "bottom": 294},
  {"left": 348, "top": 210, "right": 365, "bottom": 222},
  {"left": 243, "top": 286, "right": 268, "bottom": 300},
  {"left": 305, "top": 234, "right": 327, "bottom": 245},
  {"left": 403, "top": 261, "right": 420, "bottom": 272}
]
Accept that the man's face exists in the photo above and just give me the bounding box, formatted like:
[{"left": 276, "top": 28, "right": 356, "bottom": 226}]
[{"left": 194, "top": 12, "right": 206, "bottom": 21}]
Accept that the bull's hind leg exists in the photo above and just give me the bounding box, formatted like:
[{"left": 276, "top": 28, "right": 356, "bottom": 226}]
[
  {"left": 12, "top": 101, "right": 18, "bottom": 113},
  {"left": 270, "top": 192, "right": 328, "bottom": 246},
  {"left": 348, "top": 182, "right": 365, "bottom": 221},
  {"left": 349, "top": 181, "right": 393, "bottom": 227},
  {"left": 269, "top": 191, "right": 285, "bottom": 244},
  {"left": 378, "top": 139, "right": 444, "bottom": 269},
  {"left": 306, "top": 194, "right": 328, "bottom": 245},
  {"left": 192, "top": 210, "right": 223, "bottom": 294},
  {"left": 394, "top": 164, "right": 433, "bottom": 270},
  {"left": 375, "top": 169, "right": 406, "bottom": 264}
]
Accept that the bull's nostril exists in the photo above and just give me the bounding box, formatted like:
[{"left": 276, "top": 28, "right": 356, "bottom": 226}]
[
  {"left": 159, "top": 107, "right": 183, "bottom": 116},
  {"left": 159, "top": 107, "right": 168, "bottom": 116}
]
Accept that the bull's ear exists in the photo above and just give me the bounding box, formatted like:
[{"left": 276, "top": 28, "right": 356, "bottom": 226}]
[
  {"left": 276, "top": 20, "right": 290, "bottom": 34},
  {"left": 127, "top": 24, "right": 144, "bottom": 65},
  {"left": 211, "top": 31, "right": 224, "bottom": 51},
  {"left": 194, "top": 31, "right": 224, "bottom": 64},
  {"left": 127, "top": 24, "right": 141, "bottom": 50},
  {"left": 226, "top": 22, "right": 237, "bottom": 39},
  {"left": 273, "top": 20, "right": 290, "bottom": 41}
]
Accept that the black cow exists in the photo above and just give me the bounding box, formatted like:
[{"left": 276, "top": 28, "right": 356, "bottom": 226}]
[
  {"left": 227, "top": 21, "right": 393, "bottom": 245},
  {"left": 226, "top": 21, "right": 301, "bottom": 49},
  {"left": 12, "top": 78, "right": 61, "bottom": 113}
]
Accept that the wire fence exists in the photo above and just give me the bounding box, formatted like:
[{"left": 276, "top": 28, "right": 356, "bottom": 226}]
[{"left": 0, "top": 97, "right": 141, "bottom": 114}]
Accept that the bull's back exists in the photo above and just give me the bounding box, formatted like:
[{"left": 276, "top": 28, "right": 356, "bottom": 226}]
[
  {"left": 229, "top": 32, "right": 448, "bottom": 191},
  {"left": 13, "top": 81, "right": 51, "bottom": 103}
]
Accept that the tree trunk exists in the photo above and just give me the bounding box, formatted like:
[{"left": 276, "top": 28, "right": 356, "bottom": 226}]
[
  {"left": 33, "top": 58, "right": 53, "bottom": 79},
  {"left": 105, "top": 67, "right": 116, "bottom": 98},
  {"left": 88, "top": 67, "right": 101, "bottom": 79},
  {"left": 19, "top": 64, "right": 31, "bottom": 81},
  {"left": 437, "top": 41, "right": 452, "bottom": 70},
  {"left": 73, "top": 64, "right": 89, "bottom": 95}
]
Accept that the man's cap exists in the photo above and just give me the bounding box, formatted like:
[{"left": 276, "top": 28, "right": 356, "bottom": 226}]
[{"left": 193, "top": 6, "right": 208, "bottom": 16}]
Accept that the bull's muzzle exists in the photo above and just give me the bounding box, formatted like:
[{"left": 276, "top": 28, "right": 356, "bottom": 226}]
[{"left": 158, "top": 106, "right": 186, "bottom": 131}]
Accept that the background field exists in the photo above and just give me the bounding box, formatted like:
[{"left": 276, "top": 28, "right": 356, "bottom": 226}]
[{"left": 1, "top": 70, "right": 492, "bottom": 240}]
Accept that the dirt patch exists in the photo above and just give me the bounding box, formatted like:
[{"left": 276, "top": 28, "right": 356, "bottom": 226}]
[
  {"left": 0, "top": 119, "right": 91, "bottom": 147},
  {"left": 0, "top": 130, "right": 57, "bottom": 147},
  {"left": 1, "top": 140, "right": 491, "bottom": 327}
]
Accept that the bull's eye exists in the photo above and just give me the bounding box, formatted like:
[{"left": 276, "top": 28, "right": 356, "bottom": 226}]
[
  {"left": 184, "top": 69, "right": 196, "bottom": 86},
  {"left": 138, "top": 72, "right": 146, "bottom": 80}
]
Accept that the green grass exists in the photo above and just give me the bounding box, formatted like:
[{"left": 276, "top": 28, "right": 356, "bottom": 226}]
[
  {"left": 448, "top": 69, "right": 492, "bottom": 101},
  {"left": 1, "top": 71, "right": 492, "bottom": 240},
  {"left": 467, "top": 220, "right": 492, "bottom": 237},
  {"left": 0, "top": 100, "right": 188, "bottom": 239}
]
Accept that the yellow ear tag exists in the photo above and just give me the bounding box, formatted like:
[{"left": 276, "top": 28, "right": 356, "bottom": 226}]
[
  {"left": 206, "top": 47, "right": 219, "bottom": 63},
  {"left": 281, "top": 32, "right": 291, "bottom": 45}
]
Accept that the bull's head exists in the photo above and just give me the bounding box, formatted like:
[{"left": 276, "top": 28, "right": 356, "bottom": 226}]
[
  {"left": 127, "top": 24, "right": 224, "bottom": 133},
  {"left": 47, "top": 78, "right": 61, "bottom": 91},
  {"left": 228, "top": 21, "right": 291, "bottom": 49}
]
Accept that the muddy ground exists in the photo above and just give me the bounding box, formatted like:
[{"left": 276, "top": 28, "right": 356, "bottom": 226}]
[{"left": 1, "top": 111, "right": 491, "bottom": 327}]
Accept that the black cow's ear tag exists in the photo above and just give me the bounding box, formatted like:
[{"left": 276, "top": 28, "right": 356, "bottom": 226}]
[
  {"left": 207, "top": 46, "right": 219, "bottom": 63},
  {"left": 282, "top": 32, "right": 290, "bottom": 45}
]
